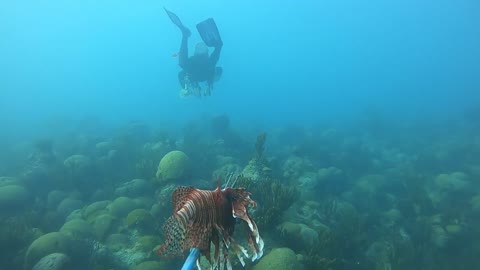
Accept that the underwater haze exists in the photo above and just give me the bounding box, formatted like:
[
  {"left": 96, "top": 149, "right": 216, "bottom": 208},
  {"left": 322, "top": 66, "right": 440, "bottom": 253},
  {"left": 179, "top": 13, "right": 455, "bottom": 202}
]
[
  {"left": 1, "top": 0, "right": 480, "bottom": 270},
  {"left": 2, "top": 0, "right": 479, "bottom": 137}
]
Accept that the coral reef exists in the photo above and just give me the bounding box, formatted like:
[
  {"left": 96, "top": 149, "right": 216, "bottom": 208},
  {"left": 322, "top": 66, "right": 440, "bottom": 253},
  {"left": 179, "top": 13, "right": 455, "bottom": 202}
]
[
  {"left": 255, "top": 132, "right": 267, "bottom": 161},
  {"left": 236, "top": 175, "right": 298, "bottom": 229},
  {"left": 2, "top": 110, "right": 480, "bottom": 270}
]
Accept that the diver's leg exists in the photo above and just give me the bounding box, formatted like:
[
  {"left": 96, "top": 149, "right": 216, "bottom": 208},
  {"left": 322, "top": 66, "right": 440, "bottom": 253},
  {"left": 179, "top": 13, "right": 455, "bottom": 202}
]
[
  {"left": 192, "top": 82, "right": 201, "bottom": 97},
  {"left": 178, "top": 31, "right": 190, "bottom": 68},
  {"left": 178, "top": 71, "right": 187, "bottom": 88},
  {"left": 205, "top": 80, "right": 214, "bottom": 96},
  {"left": 178, "top": 71, "right": 191, "bottom": 97},
  {"left": 204, "top": 85, "right": 211, "bottom": 96}
]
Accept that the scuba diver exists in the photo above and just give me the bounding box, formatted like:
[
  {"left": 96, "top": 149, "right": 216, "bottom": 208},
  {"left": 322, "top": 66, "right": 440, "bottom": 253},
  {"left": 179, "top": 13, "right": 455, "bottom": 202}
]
[{"left": 164, "top": 8, "right": 223, "bottom": 97}]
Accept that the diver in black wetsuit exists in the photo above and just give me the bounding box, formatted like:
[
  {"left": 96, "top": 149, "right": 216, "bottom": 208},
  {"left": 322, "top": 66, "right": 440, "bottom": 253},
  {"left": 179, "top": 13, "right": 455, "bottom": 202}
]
[
  {"left": 165, "top": 8, "right": 223, "bottom": 97},
  {"left": 177, "top": 29, "right": 222, "bottom": 97}
]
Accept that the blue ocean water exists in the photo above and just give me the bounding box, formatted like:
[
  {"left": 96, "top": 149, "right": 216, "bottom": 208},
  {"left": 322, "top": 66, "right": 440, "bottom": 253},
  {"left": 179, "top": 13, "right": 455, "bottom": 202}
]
[
  {"left": 1, "top": 0, "right": 479, "bottom": 139},
  {"left": 1, "top": 1, "right": 480, "bottom": 270}
]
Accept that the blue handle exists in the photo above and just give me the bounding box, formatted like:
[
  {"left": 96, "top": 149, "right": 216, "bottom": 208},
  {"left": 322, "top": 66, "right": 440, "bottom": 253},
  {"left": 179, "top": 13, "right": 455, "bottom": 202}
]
[{"left": 181, "top": 248, "right": 201, "bottom": 270}]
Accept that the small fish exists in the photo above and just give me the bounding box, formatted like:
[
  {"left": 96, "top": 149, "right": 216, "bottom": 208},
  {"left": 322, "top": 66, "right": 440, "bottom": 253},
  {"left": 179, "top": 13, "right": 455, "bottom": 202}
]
[{"left": 172, "top": 53, "right": 179, "bottom": 58}]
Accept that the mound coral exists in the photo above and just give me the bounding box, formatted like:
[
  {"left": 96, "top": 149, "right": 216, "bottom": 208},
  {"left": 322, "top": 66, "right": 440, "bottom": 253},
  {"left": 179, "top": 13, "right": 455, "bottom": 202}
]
[
  {"left": 108, "top": 197, "right": 137, "bottom": 218},
  {"left": 434, "top": 172, "right": 469, "bottom": 191},
  {"left": 125, "top": 209, "right": 154, "bottom": 230},
  {"left": 155, "top": 150, "right": 190, "bottom": 182},
  {"left": 59, "top": 219, "right": 94, "bottom": 239},
  {"left": 24, "top": 232, "right": 72, "bottom": 270},
  {"left": 0, "top": 185, "right": 29, "bottom": 210},
  {"left": 32, "top": 253, "right": 70, "bottom": 270},
  {"left": 63, "top": 155, "right": 91, "bottom": 175},
  {"left": 252, "top": 248, "right": 301, "bottom": 270},
  {"left": 134, "top": 235, "right": 162, "bottom": 253},
  {"left": 134, "top": 260, "right": 169, "bottom": 270}
]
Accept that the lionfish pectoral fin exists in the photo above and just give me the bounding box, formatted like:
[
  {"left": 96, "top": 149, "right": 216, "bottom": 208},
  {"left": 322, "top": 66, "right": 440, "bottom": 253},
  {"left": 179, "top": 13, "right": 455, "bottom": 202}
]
[
  {"left": 226, "top": 258, "right": 233, "bottom": 270},
  {"left": 196, "top": 258, "right": 202, "bottom": 270},
  {"left": 257, "top": 238, "right": 264, "bottom": 259},
  {"left": 234, "top": 244, "right": 247, "bottom": 266}
]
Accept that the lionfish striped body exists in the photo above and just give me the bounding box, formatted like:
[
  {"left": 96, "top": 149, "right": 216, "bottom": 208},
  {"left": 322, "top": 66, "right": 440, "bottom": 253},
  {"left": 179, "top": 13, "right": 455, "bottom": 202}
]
[{"left": 157, "top": 181, "right": 264, "bottom": 269}]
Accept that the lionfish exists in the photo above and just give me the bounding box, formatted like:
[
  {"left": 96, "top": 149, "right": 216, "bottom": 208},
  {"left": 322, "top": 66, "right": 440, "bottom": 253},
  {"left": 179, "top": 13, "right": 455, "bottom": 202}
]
[{"left": 156, "top": 175, "right": 264, "bottom": 269}]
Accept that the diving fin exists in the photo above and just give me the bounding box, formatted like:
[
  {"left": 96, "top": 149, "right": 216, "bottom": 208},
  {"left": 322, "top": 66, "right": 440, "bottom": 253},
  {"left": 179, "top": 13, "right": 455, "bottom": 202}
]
[
  {"left": 164, "top": 7, "right": 190, "bottom": 35},
  {"left": 196, "top": 18, "right": 223, "bottom": 47}
]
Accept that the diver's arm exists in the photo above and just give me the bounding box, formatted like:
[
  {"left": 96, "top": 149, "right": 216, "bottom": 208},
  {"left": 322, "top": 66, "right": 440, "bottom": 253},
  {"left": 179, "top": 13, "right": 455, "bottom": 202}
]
[
  {"left": 207, "top": 45, "right": 222, "bottom": 90},
  {"left": 178, "top": 34, "right": 189, "bottom": 68}
]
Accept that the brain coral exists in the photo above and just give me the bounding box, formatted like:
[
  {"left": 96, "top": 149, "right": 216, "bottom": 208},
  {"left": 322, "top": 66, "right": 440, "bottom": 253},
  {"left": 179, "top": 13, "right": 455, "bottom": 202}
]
[{"left": 155, "top": 150, "right": 190, "bottom": 182}]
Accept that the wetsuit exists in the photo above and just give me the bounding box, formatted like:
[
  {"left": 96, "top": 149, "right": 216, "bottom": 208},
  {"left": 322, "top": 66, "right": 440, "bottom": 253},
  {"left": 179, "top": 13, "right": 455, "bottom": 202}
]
[{"left": 177, "top": 32, "right": 222, "bottom": 90}]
